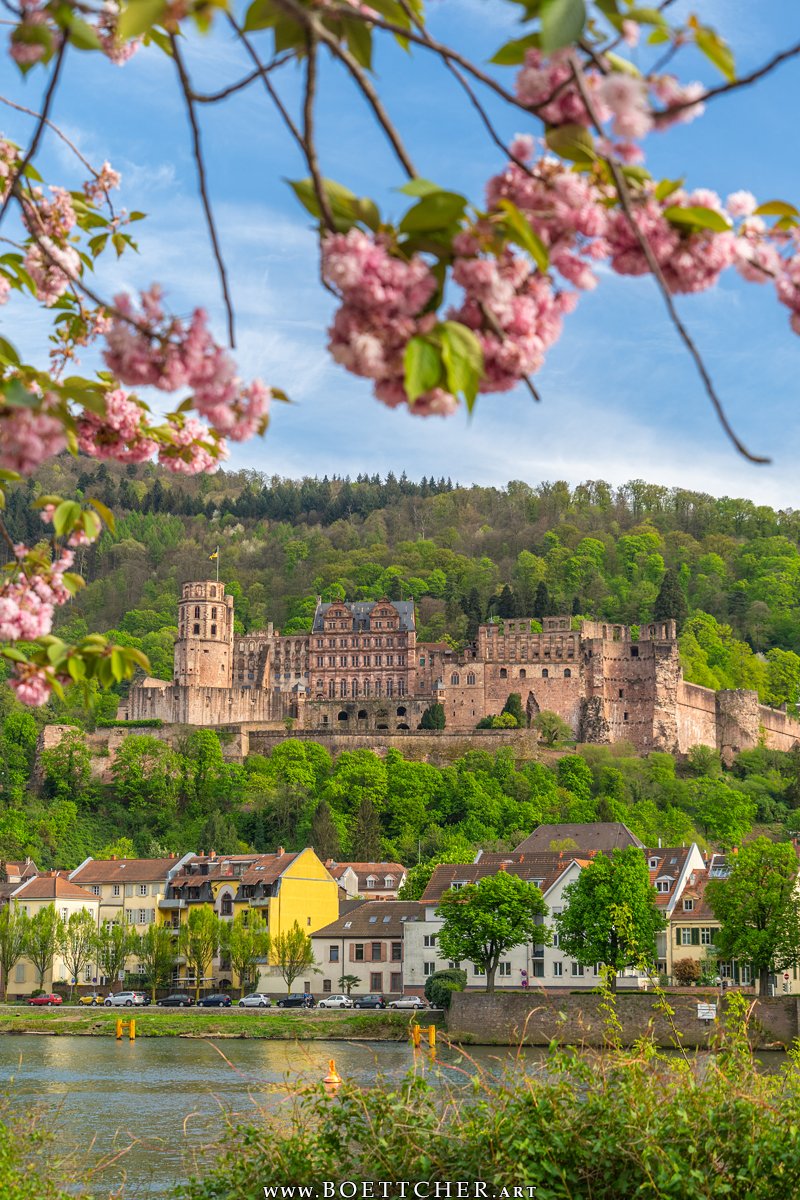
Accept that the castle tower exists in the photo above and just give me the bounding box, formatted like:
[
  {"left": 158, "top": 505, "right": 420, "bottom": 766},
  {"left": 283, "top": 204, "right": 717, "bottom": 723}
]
[{"left": 174, "top": 580, "right": 234, "bottom": 688}]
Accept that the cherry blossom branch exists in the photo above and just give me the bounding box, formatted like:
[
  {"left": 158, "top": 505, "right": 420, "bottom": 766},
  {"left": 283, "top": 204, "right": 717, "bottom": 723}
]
[
  {"left": 0, "top": 94, "right": 99, "bottom": 178},
  {"left": 569, "top": 57, "right": 769, "bottom": 465},
  {"left": 276, "top": 0, "right": 418, "bottom": 177},
  {"left": 190, "top": 53, "right": 294, "bottom": 104},
  {"left": 0, "top": 40, "right": 67, "bottom": 228},
  {"left": 664, "top": 38, "right": 800, "bottom": 115},
  {"left": 302, "top": 34, "right": 336, "bottom": 232},
  {"left": 170, "top": 33, "right": 236, "bottom": 348}
]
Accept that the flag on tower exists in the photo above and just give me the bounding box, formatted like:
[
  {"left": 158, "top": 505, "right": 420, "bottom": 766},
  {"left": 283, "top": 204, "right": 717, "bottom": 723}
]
[{"left": 209, "top": 550, "right": 218, "bottom": 560}]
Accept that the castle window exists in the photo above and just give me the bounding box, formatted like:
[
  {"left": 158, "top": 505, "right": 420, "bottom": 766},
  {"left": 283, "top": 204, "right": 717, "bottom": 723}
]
[
  {"left": 467, "top": 673, "right": 476, "bottom": 686},
  {"left": 194, "top": 606, "right": 200, "bottom": 619},
  {"left": 210, "top": 587, "right": 216, "bottom": 597},
  {"left": 193, "top": 624, "right": 200, "bottom": 634},
  {"left": 518, "top": 669, "right": 526, "bottom": 680},
  {"left": 387, "top": 680, "right": 394, "bottom": 697},
  {"left": 397, "top": 706, "right": 407, "bottom": 717},
  {"left": 358, "top": 709, "right": 368, "bottom": 720},
  {"left": 211, "top": 624, "right": 217, "bottom": 636},
  {"left": 211, "top": 607, "right": 217, "bottom": 619},
  {"left": 451, "top": 673, "right": 460, "bottom": 686},
  {"left": 564, "top": 668, "right": 571, "bottom": 678},
  {"left": 328, "top": 682, "right": 335, "bottom": 698},
  {"left": 623, "top": 712, "right": 629, "bottom": 722},
  {"left": 542, "top": 668, "right": 549, "bottom": 678},
  {"left": 397, "top": 680, "right": 405, "bottom": 696},
  {"left": 631, "top": 646, "right": 639, "bottom": 658},
  {"left": 419, "top": 656, "right": 425, "bottom": 666},
  {"left": 338, "top": 711, "right": 348, "bottom": 721},
  {"left": 499, "top": 668, "right": 508, "bottom": 679}
]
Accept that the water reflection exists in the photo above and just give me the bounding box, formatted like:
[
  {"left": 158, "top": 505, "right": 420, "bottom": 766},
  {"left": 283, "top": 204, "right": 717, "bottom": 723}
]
[{"left": 0, "top": 1036, "right": 789, "bottom": 1199}]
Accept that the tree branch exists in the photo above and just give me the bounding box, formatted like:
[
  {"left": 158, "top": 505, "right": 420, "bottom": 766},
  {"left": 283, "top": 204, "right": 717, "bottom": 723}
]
[
  {"left": 191, "top": 53, "right": 293, "bottom": 104},
  {"left": 569, "top": 57, "right": 769, "bottom": 465},
  {"left": 302, "top": 33, "right": 336, "bottom": 232},
  {"left": 170, "top": 33, "right": 236, "bottom": 348},
  {"left": 226, "top": 14, "right": 305, "bottom": 155},
  {"left": 0, "top": 40, "right": 67, "bottom": 229},
  {"left": 663, "top": 38, "right": 800, "bottom": 116}
]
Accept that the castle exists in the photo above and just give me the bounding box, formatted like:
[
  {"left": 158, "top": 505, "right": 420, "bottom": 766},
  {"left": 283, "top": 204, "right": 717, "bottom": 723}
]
[{"left": 120, "top": 580, "right": 800, "bottom": 758}]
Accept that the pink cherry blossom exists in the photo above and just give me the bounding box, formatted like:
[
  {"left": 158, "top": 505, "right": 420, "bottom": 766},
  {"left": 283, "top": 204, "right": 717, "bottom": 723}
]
[
  {"left": 598, "top": 74, "right": 653, "bottom": 140},
  {"left": 158, "top": 417, "right": 228, "bottom": 475},
  {"left": 0, "top": 405, "right": 66, "bottom": 475},
  {"left": 24, "top": 238, "right": 80, "bottom": 306},
  {"left": 76, "top": 388, "right": 157, "bottom": 462},
  {"left": 84, "top": 162, "right": 122, "bottom": 204},
  {"left": 9, "top": 664, "right": 52, "bottom": 707}
]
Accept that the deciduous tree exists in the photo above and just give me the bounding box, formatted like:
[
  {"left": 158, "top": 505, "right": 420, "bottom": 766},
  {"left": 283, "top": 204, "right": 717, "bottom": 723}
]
[{"left": 272, "top": 921, "right": 319, "bottom": 994}]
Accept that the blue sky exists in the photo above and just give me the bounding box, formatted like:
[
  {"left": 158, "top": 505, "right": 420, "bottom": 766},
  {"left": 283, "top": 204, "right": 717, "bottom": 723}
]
[{"left": 4, "top": 0, "right": 800, "bottom": 505}]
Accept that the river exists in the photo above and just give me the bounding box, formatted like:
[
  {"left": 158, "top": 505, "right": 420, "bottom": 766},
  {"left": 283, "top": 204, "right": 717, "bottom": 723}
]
[{"left": 0, "top": 1036, "right": 789, "bottom": 1199}]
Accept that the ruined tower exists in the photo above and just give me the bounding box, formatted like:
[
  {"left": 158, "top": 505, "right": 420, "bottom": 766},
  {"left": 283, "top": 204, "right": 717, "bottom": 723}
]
[{"left": 174, "top": 580, "right": 234, "bottom": 688}]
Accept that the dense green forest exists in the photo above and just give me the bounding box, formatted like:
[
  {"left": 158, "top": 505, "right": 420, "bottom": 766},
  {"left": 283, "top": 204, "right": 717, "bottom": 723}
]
[{"left": 6, "top": 458, "right": 800, "bottom": 710}]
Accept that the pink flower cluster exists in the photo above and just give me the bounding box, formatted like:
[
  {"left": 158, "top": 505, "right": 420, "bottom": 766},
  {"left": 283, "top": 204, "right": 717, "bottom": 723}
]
[
  {"left": 103, "top": 285, "right": 269, "bottom": 441},
  {"left": 0, "top": 547, "right": 73, "bottom": 644},
  {"left": 22, "top": 185, "right": 75, "bottom": 240},
  {"left": 322, "top": 229, "right": 457, "bottom": 415},
  {"left": 84, "top": 162, "right": 122, "bottom": 204},
  {"left": 0, "top": 138, "right": 20, "bottom": 202},
  {"left": 158, "top": 417, "right": 228, "bottom": 475},
  {"left": 76, "top": 389, "right": 157, "bottom": 463},
  {"left": 515, "top": 49, "right": 608, "bottom": 127},
  {"left": 24, "top": 238, "right": 80, "bottom": 306},
  {"left": 8, "top": 0, "right": 52, "bottom": 66},
  {"left": 0, "top": 403, "right": 66, "bottom": 475},
  {"left": 9, "top": 664, "right": 53, "bottom": 707},
  {"left": 95, "top": 2, "right": 140, "bottom": 65},
  {"left": 606, "top": 187, "right": 736, "bottom": 294}
]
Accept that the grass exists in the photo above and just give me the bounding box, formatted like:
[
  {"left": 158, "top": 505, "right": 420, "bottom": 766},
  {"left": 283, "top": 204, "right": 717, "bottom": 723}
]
[{"left": 0, "top": 1005, "right": 444, "bottom": 1039}]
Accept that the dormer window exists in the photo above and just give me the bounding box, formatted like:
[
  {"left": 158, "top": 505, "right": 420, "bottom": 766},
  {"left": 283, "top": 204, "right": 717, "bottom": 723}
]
[
  {"left": 384, "top": 876, "right": 395, "bottom": 887},
  {"left": 366, "top": 876, "right": 377, "bottom": 888},
  {"left": 649, "top": 857, "right": 659, "bottom": 869},
  {"left": 683, "top": 898, "right": 694, "bottom": 912},
  {"left": 655, "top": 878, "right": 671, "bottom": 893},
  {"left": 451, "top": 881, "right": 466, "bottom": 891}
]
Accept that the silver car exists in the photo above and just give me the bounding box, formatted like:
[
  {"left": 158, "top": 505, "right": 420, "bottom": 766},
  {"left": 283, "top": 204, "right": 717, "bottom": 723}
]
[
  {"left": 388, "top": 996, "right": 428, "bottom": 1009},
  {"left": 238, "top": 993, "right": 272, "bottom": 1008},
  {"left": 104, "top": 990, "right": 146, "bottom": 1007},
  {"left": 317, "top": 994, "right": 354, "bottom": 1009}
]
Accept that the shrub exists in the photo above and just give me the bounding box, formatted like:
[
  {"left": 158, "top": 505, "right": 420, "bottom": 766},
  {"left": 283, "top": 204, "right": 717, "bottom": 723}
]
[
  {"left": 424, "top": 968, "right": 466, "bottom": 1010},
  {"left": 673, "top": 957, "right": 702, "bottom": 986}
]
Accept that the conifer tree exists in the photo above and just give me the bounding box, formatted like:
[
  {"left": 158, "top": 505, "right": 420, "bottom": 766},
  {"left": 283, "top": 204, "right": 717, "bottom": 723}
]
[
  {"left": 351, "top": 797, "right": 382, "bottom": 861},
  {"left": 653, "top": 568, "right": 688, "bottom": 629},
  {"left": 310, "top": 801, "right": 342, "bottom": 862}
]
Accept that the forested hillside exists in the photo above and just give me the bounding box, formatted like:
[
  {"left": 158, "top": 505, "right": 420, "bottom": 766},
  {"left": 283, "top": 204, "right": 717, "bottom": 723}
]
[{"left": 7, "top": 458, "right": 800, "bottom": 710}]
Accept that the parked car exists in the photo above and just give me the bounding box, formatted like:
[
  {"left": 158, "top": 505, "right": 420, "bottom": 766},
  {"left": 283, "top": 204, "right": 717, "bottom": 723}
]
[
  {"left": 353, "top": 994, "right": 386, "bottom": 1009},
  {"left": 77, "top": 992, "right": 105, "bottom": 1006},
  {"left": 238, "top": 993, "right": 272, "bottom": 1008},
  {"left": 103, "top": 991, "right": 146, "bottom": 1007},
  {"left": 155, "top": 993, "right": 194, "bottom": 1007},
  {"left": 197, "top": 993, "right": 232, "bottom": 1007},
  {"left": 317, "top": 994, "right": 354, "bottom": 1009},
  {"left": 388, "top": 996, "right": 428, "bottom": 1009},
  {"left": 27, "top": 993, "right": 63, "bottom": 1006},
  {"left": 276, "top": 993, "right": 316, "bottom": 1008}
]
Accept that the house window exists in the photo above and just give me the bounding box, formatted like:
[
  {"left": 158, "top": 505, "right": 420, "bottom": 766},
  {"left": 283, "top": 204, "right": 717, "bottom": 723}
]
[
  {"left": 90, "top": 885, "right": 101, "bottom": 896},
  {"left": 701, "top": 927, "right": 715, "bottom": 946},
  {"left": 649, "top": 858, "right": 659, "bottom": 869},
  {"left": 681, "top": 929, "right": 692, "bottom": 946},
  {"left": 423, "top": 934, "right": 437, "bottom": 948},
  {"left": 571, "top": 963, "right": 585, "bottom": 976},
  {"left": 450, "top": 882, "right": 466, "bottom": 891},
  {"left": 371, "top": 942, "right": 382, "bottom": 960},
  {"left": 552, "top": 932, "right": 560, "bottom": 949},
  {"left": 473, "top": 965, "right": 485, "bottom": 976},
  {"left": 220, "top": 895, "right": 232, "bottom": 916},
  {"left": 683, "top": 899, "right": 694, "bottom": 912},
  {"left": 138, "top": 909, "right": 147, "bottom": 924},
  {"left": 370, "top": 972, "right": 383, "bottom": 991},
  {"left": 391, "top": 943, "right": 402, "bottom": 961},
  {"left": 113, "top": 884, "right": 121, "bottom": 897},
  {"left": 366, "top": 877, "right": 376, "bottom": 889},
  {"left": 498, "top": 962, "right": 511, "bottom": 977},
  {"left": 384, "top": 876, "right": 395, "bottom": 888},
  {"left": 423, "top": 962, "right": 435, "bottom": 977},
  {"left": 138, "top": 884, "right": 148, "bottom": 897},
  {"left": 656, "top": 880, "right": 671, "bottom": 893},
  {"left": 329, "top": 946, "right": 340, "bottom": 962},
  {"left": 553, "top": 962, "right": 563, "bottom": 977},
  {"left": 390, "top": 972, "right": 402, "bottom": 992},
  {"left": 323, "top": 979, "right": 332, "bottom": 993},
  {"left": 354, "top": 945, "right": 364, "bottom": 961}
]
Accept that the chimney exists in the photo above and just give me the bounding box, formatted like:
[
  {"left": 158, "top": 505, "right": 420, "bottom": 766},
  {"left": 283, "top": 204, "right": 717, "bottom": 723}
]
[
  {"left": 277, "top": 845, "right": 285, "bottom": 856},
  {"left": 210, "top": 849, "right": 216, "bottom": 860},
  {"left": 110, "top": 854, "right": 117, "bottom": 861},
  {"left": 498, "top": 862, "right": 506, "bottom": 871}
]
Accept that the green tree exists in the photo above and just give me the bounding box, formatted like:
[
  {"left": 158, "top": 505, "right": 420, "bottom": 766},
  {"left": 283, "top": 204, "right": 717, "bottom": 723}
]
[
  {"left": 423, "top": 967, "right": 466, "bottom": 1009},
  {"left": 179, "top": 907, "right": 224, "bottom": 1001},
  {"left": 501, "top": 693, "right": 526, "bottom": 728},
  {"left": 309, "top": 801, "right": 342, "bottom": 862},
  {"left": 337, "top": 973, "right": 360, "bottom": 996},
  {"left": 224, "top": 911, "right": 271, "bottom": 996},
  {"left": 691, "top": 779, "right": 756, "bottom": 846},
  {"left": 25, "top": 905, "right": 63, "bottom": 990},
  {"left": 40, "top": 732, "right": 93, "bottom": 804},
  {"left": 706, "top": 838, "right": 800, "bottom": 996},
  {"left": 271, "top": 921, "right": 319, "bottom": 993},
  {"left": 532, "top": 710, "right": 572, "bottom": 746},
  {"left": 419, "top": 704, "right": 446, "bottom": 730},
  {"left": 653, "top": 567, "right": 688, "bottom": 629},
  {"left": 556, "top": 848, "right": 665, "bottom": 991},
  {"left": 94, "top": 919, "right": 137, "bottom": 991},
  {"left": 436, "top": 872, "right": 550, "bottom": 993},
  {"left": 351, "top": 796, "right": 382, "bottom": 861},
  {"left": 111, "top": 735, "right": 182, "bottom": 824},
  {"left": 398, "top": 850, "right": 474, "bottom": 901},
  {"left": 0, "top": 907, "right": 28, "bottom": 1002},
  {"left": 137, "top": 924, "right": 178, "bottom": 1002},
  {"left": 60, "top": 909, "right": 98, "bottom": 1000}
]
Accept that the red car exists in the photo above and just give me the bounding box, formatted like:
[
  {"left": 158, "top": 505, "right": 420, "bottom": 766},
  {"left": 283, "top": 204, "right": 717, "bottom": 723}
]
[{"left": 27, "top": 993, "right": 63, "bottom": 1006}]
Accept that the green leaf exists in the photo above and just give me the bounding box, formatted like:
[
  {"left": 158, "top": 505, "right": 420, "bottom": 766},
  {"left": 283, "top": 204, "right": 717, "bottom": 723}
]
[
  {"left": 1, "top": 379, "right": 37, "bottom": 408},
  {"left": 753, "top": 200, "right": 800, "bottom": 218},
  {"left": 344, "top": 18, "right": 372, "bottom": 70},
  {"left": 397, "top": 178, "right": 448, "bottom": 198},
  {"left": 490, "top": 32, "right": 540, "bottom": 65},
  {"left": 62, "top": 572, "right": 86, "bottom": 595},
  {"left": 625, "top": 6, "right": 668, "bottom": 25},
  {"left": 243, "top": 0, "right": 278, "bottom": 31},
  {"left": 117, "top": 0, "right": 167, "bottom": 41},
  {"left": 67, "top": 15, "right": 102, "bottom": 50},
  {"left": 663, "top": 205, "right": 731, "bottom": 233},
  {"left": 288, "top": 177, "right": 377, "bottom": 233},
  {"left": 52, "top": 500, "right": 81, "bottom": 537},
  {"left": 604, "top": 52, "right": 642, "bottom": 77},
  {"left": 67, "top": 656, "right": 86, "bottom": 683},
  {"left": 694, "top": 26, "right": 735, "bottom": 82},
  {"left": 439, "top": 321, "right": 484, "bottom": 412},
  {"left": 545, "top": 124, "right": 596, "bottom": 166},
  {"left": 403, "top": 337, "right": 444, "bottom": 404},
  {"left": 399, "top": 192, "right": 467, "bottom": 234},
  {"left": 111, "top": 648, "right": 127, "bottom": 681},
  {"left": 655, "top": 178, "right": 684, "bottom": 202},
  {"left": 0, "top": 337, "right": 20, "bottom": 367},
  {"left": 539, "top": 0, "right": 586, "bottom": 53},
  {"left": 498, "top": 199, "right": 549, "bottom": 272},
  {"left": 87, "top": 497, "right": 116, "bottom": 533}
]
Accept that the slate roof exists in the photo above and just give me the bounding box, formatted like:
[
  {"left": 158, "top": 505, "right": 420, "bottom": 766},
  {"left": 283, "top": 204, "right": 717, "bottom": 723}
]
[
  {"left": 312, "top": 600, "right": 415, "bottom": 633},
  {"left": 513, "top": 822, "right": 644, "bottom": 856},
  {"left": 239, "top": 853, "right": 298, "bottom": 886},
  {"left": 312, "top": 900, "right": 423, "bottom": 938},
  {"left": 13, "top": 873, "right": 98, "bottom": 903},
  {"left": 420, "top": 856, "right": 585, "bottom": 905}
]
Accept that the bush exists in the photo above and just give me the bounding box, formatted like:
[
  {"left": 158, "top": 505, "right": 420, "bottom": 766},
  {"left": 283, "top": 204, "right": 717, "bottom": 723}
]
[
  {"left": 96, "top": 718, "right": 164, "bottom": 728},
  {"left": 419, "top": 704, "right": 446, "bottom": 730},
  {"left": 424, "top": 968, "right": 466, "bottom": 1010},
  {"left": 673, "top": 957, "right": 702, "bottom": 986},
  {"left": 532, "top": 710, "right": 573, "bottom": 746}
]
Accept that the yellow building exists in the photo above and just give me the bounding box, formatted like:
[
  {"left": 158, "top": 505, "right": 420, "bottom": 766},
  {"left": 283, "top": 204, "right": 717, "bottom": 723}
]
[
  {"left": 68, "top": 854, "right": 194, "bottom": 930},
  {"left": 10, "top": 873, "right": 100, "bottom": 997}
]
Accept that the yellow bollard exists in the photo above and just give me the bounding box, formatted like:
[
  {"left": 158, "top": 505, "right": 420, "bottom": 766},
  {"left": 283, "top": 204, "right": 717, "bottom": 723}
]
[
  {"left": 410, "top": 1022, "right": 421, "bottom": 1049},
  {"left": 427, "top": 1024, "right": 436, "bottom": 1050},
  {"left": 116, "top": 1018, "right": 123, "bottom": 1041},
  {"left": 323, "top": 1058, "right": 342, "bottom": 1096},
  {"left": 129, "top": 1019, "right": 136, "bottom": 1041}
]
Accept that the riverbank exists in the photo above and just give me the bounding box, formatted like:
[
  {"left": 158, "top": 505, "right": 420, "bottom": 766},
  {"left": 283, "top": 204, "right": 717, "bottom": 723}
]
[{"left": 0, "top": 1006, "right": 444, "bottom": 1039}]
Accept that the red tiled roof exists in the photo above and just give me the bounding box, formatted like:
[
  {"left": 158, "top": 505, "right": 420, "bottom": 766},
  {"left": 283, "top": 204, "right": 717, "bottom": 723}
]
[
  {"left": 514, "top": 823, "right": 644, "bottom": 855},
  {"left": 14, "top": 873, "right": 98, "bottom": 903},
  {"left": 326, "top": 861, "right": 406, "bottom": 886},
  {"left": 239, "top": 853, "right": 298, "bottom": 886},
  {"left": 312, "top": 900, "right": 423, "bottom": 938},
  {"left": 70, "top": 857, "right": 178, "bottom": 884}
]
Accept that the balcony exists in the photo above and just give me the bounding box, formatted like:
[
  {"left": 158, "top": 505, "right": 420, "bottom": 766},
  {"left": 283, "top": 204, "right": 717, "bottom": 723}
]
[{"left": 159, "top": 899, "right": 186, "bottom": 910}]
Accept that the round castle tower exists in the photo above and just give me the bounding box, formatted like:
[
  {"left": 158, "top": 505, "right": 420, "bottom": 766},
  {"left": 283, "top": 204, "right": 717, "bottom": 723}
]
[{"left": 174, "top": 580, "right": 234, "bottom": 688}]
